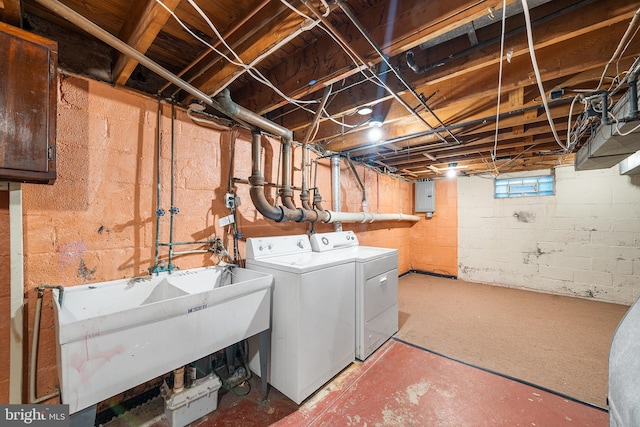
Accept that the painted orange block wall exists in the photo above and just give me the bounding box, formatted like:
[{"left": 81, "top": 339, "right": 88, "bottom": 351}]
[
  {"left": 0, "top": 74, "right": 416, "bottom": 403},
  {"left": 410, "top": 179, "right": 458, "bottom": 276}
]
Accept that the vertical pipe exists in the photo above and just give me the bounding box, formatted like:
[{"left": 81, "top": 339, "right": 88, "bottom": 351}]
[
  {"left": 251, "top": 131, "right": 262, "bottom": 177},
  {"left": 331, "top": 155, "right": 342, "bottom": 231},
  {"left": 153, "top": 98, "right": 162, "bottom": 272},
  {"left": 168, "top": 100, "right": 176, "bottom": 272},
  {"left": 9, "top": 182, "right": 23, "bottom": 403},
  {"left": 280, "top": 138, "right": 297, "bottom": 211}
]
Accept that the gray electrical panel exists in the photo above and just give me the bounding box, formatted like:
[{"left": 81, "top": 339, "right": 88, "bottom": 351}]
[{"left": 415, "top": 180, "right": 435, "bottom": 213}]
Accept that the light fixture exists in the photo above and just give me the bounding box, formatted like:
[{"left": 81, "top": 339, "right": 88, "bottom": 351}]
[
  {"left": 357, "top": 106, "right": 373, "bottom": 115},
  {"left": 369, "top": 116, "right": 384, "bottom": 127},
  {"left": 367, "top": 126, "right": 383, "bottom": 141},
  {"left": 444, "top": 162, "right": 467, "bottom": 178}
]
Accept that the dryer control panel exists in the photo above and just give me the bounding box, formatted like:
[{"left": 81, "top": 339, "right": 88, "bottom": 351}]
[
  {"left": 246, "top": 234, "right": 311, "bottom": 260},
  {"left": 310, "top": 231, "right": 359, "bottom": 252}
]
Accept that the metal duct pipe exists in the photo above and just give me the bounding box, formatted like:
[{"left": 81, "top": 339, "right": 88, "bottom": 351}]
[
  {"left": 331, "top": 155, "right": 342, "bottom": 231},
  {"left": 214, "top": 89, "right": 292, "bottom": 140}
]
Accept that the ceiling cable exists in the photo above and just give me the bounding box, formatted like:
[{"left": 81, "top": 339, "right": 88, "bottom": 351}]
[
  {"left": 336, "top": 0, "right": 462, "bottom": 146},
  {"left": 491, "top": 0, "right": 508, "bottom": 171},
  {"left": 521, "top": 0, "right": 567, "bottom": 151},
  {"left": 304, "top": 2, "right": 451, "bottom": 146},
  {"left": 158, "top": 0, "right": 322, "bottom": 117},
  {"left": 596, "top": 5, "right": 640, "bottom": 91}
]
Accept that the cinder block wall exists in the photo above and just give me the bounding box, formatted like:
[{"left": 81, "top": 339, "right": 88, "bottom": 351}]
[
  {"left": 458, "top": 166, "right": 640, "bottom": 305},
  {"left": 0, "top": 74, "right": 415, "bottom": 403}
]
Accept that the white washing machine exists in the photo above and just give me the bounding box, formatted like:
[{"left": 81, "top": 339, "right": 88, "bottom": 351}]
[
  {"left": 310, "top": 231, "right": 398, "bottom": 360},
  {"left": 245, "top": 234, "right": 355, "bottom": 404}
]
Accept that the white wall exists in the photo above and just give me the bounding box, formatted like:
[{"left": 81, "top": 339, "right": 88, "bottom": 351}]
[{"left": 458, "top": 165, "right": 640, "bottom": 305}]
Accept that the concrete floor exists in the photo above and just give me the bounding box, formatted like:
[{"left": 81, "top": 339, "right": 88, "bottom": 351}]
[
  {"left": 102, "top": 273, "right": 620, "bottom": 426},
  {"left": 104, "top": 339, "right": 607, "bottom": 427}
]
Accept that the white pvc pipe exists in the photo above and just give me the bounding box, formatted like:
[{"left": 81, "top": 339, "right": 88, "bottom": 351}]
[
  {"left": 325, "top": 210, "right": 420, "bottom": 223},
  {"left": 331, "top": 155, "right": 342, "bottom": 231}
]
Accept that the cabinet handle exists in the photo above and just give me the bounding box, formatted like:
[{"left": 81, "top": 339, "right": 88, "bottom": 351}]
[{"left": 379, "top": 277, "right": 387, "bottom": 286}]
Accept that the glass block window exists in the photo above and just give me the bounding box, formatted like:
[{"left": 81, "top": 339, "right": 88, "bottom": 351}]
[{"left": 495, "top": 175, "right": 554, "bottom": 198}]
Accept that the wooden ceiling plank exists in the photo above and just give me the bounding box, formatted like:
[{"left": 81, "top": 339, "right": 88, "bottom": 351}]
[
  {"left": 113, "top": 0, "right": 181, "bottom": 86},
  {"left": 405, "top": 0, "right": 638, "bottom": 90},
  {"left": 229, "top": 0, "right": 520, "bottom": 114},
  {"left": 322, "top": 25, "right": 640, "bottom": 149},
  {"left": 166, "top": 0, "right": 279, "bottom": 95},
  {"left": 280, "top": 0, "right": 636, "bottom": 137},
  {"left": 184, "top": 10, "right": 310, "bottom": 100}
]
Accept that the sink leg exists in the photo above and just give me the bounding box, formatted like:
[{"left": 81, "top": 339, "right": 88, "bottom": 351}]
[
  {"left": 70, "top": 404, "right": 96, "bottom": 427},
  {"left": 258, "top": 329, "right": 270, "bottom": 400}
]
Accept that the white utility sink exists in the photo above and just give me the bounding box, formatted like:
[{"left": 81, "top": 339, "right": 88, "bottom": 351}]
[{"left": 52, "top": 265, "right": 273, "bottom": 414}]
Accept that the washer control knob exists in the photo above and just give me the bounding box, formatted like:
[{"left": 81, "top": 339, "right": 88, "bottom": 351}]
[
  {"left": 297, "top": 239, "right": 304, "bottom": 248},
  {"left": 321, "top": 237, "right": 329, "bottom": 246}
]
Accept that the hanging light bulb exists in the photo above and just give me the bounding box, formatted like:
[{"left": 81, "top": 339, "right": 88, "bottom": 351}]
[{"left": 368, "top": 126, "right": 383, "bottom": 141}]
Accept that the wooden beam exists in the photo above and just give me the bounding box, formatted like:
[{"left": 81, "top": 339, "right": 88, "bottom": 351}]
[
  {"left": 277, "top": 0, "right": 638, "bottom": 138},
  {"left": 322, "top": 24, "right": 640, "bottom": 149},
  {"left": 113, "top": 0, "right": 181, "bottom": 86},
  {"left": 183, "top": 8, "right": 308, "bottom": 100},
  {"left": 227, "top": 0, "right": 521, "bottom": 114}
]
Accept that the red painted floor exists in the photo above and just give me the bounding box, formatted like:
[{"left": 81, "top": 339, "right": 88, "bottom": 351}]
[{"left": 186, "top": 339, "right": 608, "bottom": 426}]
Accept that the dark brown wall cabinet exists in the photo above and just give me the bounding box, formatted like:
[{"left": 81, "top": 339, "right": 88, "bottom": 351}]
[{"left": 0, "top": 22, "right": 57, "bottom": 184}]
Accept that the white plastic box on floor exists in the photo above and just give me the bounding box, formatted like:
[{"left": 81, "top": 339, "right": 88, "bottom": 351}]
[{"left": 162, "top": 374, "right": 222, "bottom": 427}]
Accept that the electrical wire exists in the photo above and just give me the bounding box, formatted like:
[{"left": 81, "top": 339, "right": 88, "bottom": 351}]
[
  {"left": 596, "top": 5, "right": 640, "bottom": 91},
  {"left": 521, "top": 0, "right": 567, "bottom": 151},
  {"left": 491, "top": 0, "right": 508, "bottom": 170},
  {"left": 156, "top": 0, "right": 321, "bottom": 117},
  {"left": 187, "top": 108, "right": 232, "bottom": 130}
]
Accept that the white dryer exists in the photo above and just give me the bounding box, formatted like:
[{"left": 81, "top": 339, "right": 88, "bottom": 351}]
[
  {"left": 245, "top": 234, "right": 355, "bottom": 404},
  {"left": 310, "top": 231, "right": 398, "bottom": 360}
]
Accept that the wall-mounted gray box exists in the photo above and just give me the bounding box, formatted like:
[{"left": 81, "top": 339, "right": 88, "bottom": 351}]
[{"left": 415, "top": 180, "right": 435, "bottom": 213}]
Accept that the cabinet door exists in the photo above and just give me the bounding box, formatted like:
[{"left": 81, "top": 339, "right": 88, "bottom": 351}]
[{"left": 0, "top": 22, "right": 57, "bottom": 184}]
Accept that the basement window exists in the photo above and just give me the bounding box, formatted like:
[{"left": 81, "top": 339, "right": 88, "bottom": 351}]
[{"left": 495, "top": 175, "right": 554, "bottom": 198}]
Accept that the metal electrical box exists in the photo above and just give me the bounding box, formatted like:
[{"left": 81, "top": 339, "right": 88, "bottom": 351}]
[{"left": 415, "top": 180, "right": 435, "bottom": 213}]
